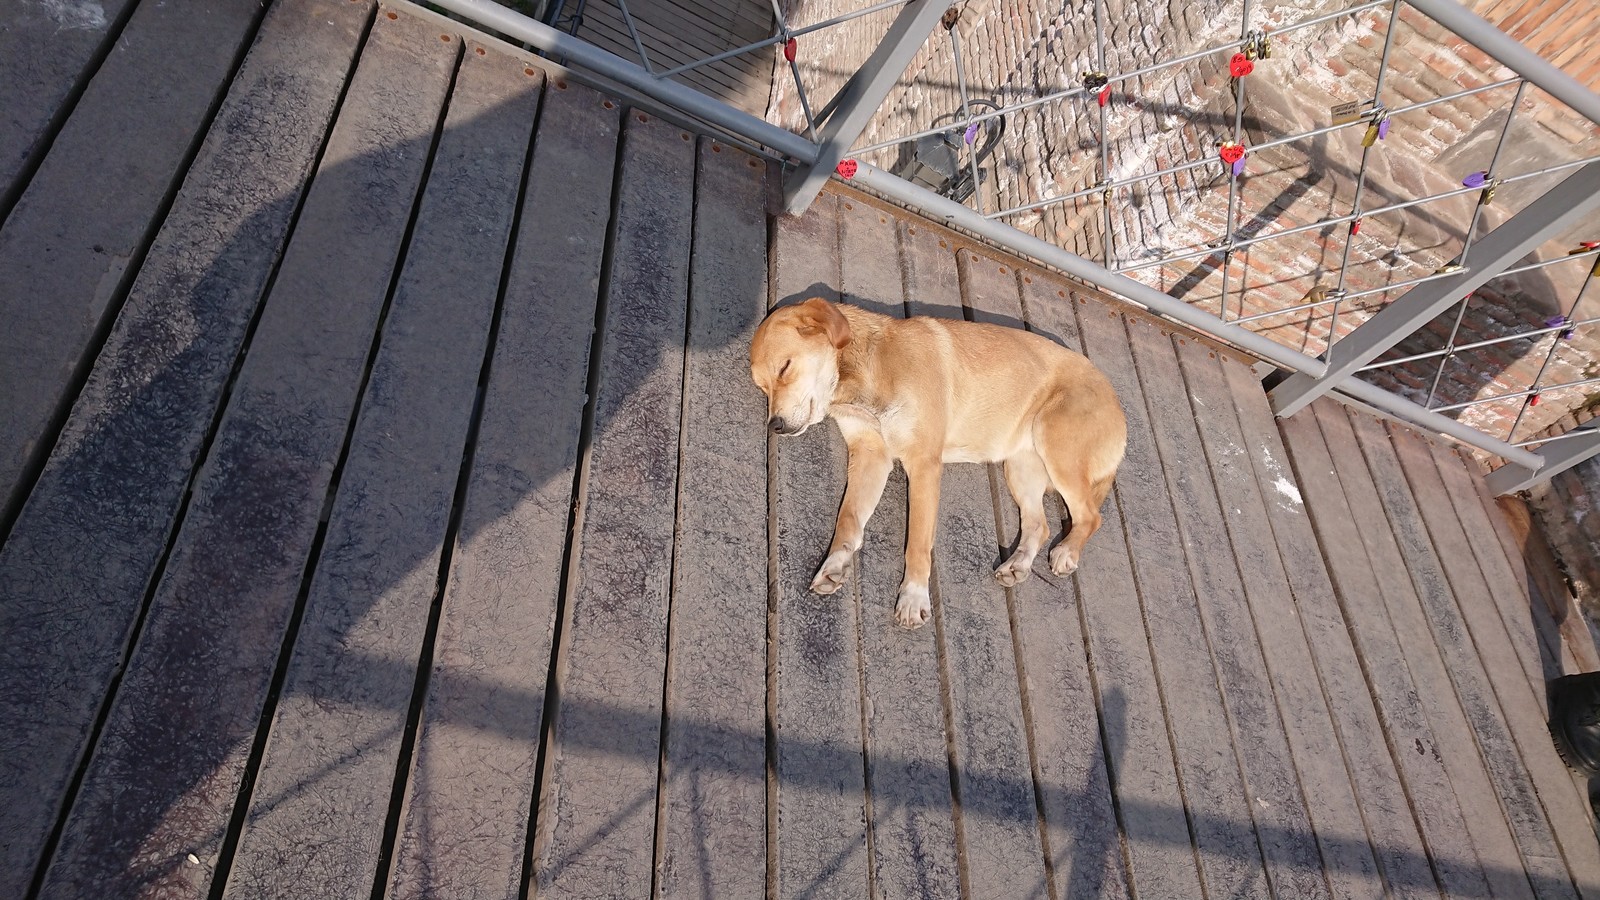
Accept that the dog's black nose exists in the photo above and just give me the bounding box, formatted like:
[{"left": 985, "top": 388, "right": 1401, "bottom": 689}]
[{"left": 768, "top": 416, "right": 791, "bottom": 434}]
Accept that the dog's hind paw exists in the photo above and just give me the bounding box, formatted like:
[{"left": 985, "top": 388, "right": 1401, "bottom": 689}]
[
  {"left": 810, "top": 551, "right": 851, "bottom": 595},
  {"left": 894, "top": 584, "right": 931, "bottom": 629},
  {"left": 1048, "top": 544, "right": 1080, "bottom": 576},
  {"left": 994, "top": 553, "right": 1035, "bottom": 587}
]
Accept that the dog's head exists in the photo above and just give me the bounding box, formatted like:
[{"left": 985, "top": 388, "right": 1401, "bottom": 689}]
[{"left": 749, "top": 297, "right": 851, "bottom": 436}]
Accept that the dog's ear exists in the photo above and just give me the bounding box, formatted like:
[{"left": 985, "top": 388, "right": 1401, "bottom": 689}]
[{"left": 795, "top": 297, "right": 850, "bottom": 349}]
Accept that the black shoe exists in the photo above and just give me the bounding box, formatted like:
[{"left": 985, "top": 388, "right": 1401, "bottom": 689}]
[{"left": 1548, "top": 672, "right": 1600, "bottom": 776}]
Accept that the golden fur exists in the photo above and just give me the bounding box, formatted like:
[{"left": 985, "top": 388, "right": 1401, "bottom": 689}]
[{"left": 750, "top": 297, "right": 1127, "bottom": 628}]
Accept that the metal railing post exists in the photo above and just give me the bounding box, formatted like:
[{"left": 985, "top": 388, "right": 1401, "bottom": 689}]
[
  {"left": 780, "top": 0, "right": 953, "bottom": 214},
  {"left": 1487, "top": 430, "right": 1600, "bottom": 494},
  {"left": 1268, "top": 160, "right": 1600, "bottom": 418}
]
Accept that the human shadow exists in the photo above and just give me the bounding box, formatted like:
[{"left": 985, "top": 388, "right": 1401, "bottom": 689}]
[{"left": 0, "top": 13, "right": 1587, "bottom": 900}]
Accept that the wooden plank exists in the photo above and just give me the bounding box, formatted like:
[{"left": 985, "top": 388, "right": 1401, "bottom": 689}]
[
  {"left": 769, "top": 191, "right": 871, "bottom": 900},
  {"left": 1026, "top": 283, "right": 1188, "bottom": 900},
  {"left": 1381, "top": 422, "right": 1600, "bottom": 894},
  {"left": 1351, "top": 417, "right": 1574, "bottom": 900},
  {"left": 1310, "top": 401, "right": 1536, "bottom": 900},
  {"left": 839, "top": 201, "right": 961, "bottom": 898},
  {"left": 600, "top": 0, "right": 773, "bottom": 44},
  {"left": 1277, "top": 406, "right": 1496, "bottom": 898},
  {"left": 579, "top": 0, "right": 771, "bottom": 66},
  {"left": 962, "top": 259, "right": 1132, "bottom": 897},
  {"left": 1433, "top": 443, "right": 1563, "bottom": 690},
  {"left": 1477, "top": 488, "right": 1573, "bottom": 681},
  {"left": 384, "top": 78, "right": 622, "bottom": 898},
  {"left": 654, "top": 138, "right": 770, "bottom": 899},
  {"left": 1471, "top": 468, "right": 1583, "bottom": 676},
  {"left": 220, "top": 40, "right": 535, "bottom": 899},
  {"left": 0, "top": 0, "right": 133, "bottom": 202},
  {"left": 908, "top": 235, "right": 1052, "bottom": 898},
  {"left": 3, "top": 3, "right": 371, "bottom": 890},
  {"left": 527, "top": 109, "right": 695, "bottom": 898},
  {"left": 1230, "top": 374, "right": 1442, "bottom": 898},
  {"left": 0, "top": 2, "right": 372, "bottom": 895},
  {"left": 1076, "top": 304, "right": 1271, "bottom": 899},
  {"left": 1177, "top": 342, "right": 1393, "bottom": 898},
  {"left": 1128, "top": 320, "right": 1331, "bottom": 899},
  {"left": 1480, "top": 478, "right": 1600, "bottom": 675},
  {"left": 0, "top": 0, "right": 273, "bottom": 518}
]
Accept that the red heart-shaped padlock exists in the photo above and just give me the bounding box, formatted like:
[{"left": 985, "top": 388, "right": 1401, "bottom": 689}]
[
  {"left": 784, "top": 38, "right": 797, "bottom": 62},
  {"left": 835, "top": 159, "right": 858, "bottom": 179},
  {"left": 1229, "top": 52, "right": 1254, "bottom": 77},
  {"left": 1219, "top": 143, "right": 1245, "bottom": 165}
]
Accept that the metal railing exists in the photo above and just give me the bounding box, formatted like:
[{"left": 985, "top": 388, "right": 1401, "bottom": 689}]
[{"left": 424, "top": 0, "right": 1600, "bottom": 493}]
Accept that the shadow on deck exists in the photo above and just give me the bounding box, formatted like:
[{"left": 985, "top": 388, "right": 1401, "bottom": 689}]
[{"left": 1, "top": 1, "right": 1598, "bottom": 898}]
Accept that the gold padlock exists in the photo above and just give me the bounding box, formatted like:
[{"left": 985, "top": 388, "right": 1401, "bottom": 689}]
[
  {"left": 1478, "top": 183, "right": 1496, "bottom": 205},
  {"left": 1260, "top": 33, "right": 1272, "bottom": 58},
  {"left": 1361, "top": 123, "right": 1379, "bottom": 147},
  {"left": 1591, "top": 255, "right": 1600, "bottom": 279}
]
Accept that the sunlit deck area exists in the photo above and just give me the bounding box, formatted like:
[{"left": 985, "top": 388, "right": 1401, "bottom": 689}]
[{"left": 2, "top": 1, "right": 1599, "bottom": 897}]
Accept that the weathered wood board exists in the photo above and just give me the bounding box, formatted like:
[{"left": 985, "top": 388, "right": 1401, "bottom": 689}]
[
  {"left": 1023, "top": 277, "right": 1181, "bottom": 900},
  {"left": 1079, "top": 306, "right": 1271, "bottom": 899},
  {"left": 840, "top": 200, "right": 961, "bottom": 899},
  {"left": 0, "top": 0, "right": 274, "bottom": 518},
  {"left": 386, "top": 76, "right": 623, "bottom": 898},
  {"left": 221, "top": 39, "right": 534, "bottom": 899},
  {"left": 654, "top": 139, "right": 771, "bottom": 899},
  {"left": 1, "top": 3, "right": 371, "bottom": 895},
  {"left": 527, "top": 110, "right": 695, "bottom": 898},
  {"left": 769, "top": 190, "right": 871, "bottom": 900}
]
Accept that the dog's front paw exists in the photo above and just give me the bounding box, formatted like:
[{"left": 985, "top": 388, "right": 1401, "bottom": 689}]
[
  {"left": 810, "top": 551, "right": 852, "bottom": 595},
  {"left": 894, "top": 583, "right": 932, "bottom": 629}
]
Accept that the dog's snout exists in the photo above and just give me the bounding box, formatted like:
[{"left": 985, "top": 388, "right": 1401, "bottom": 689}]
[{"left": 769, "top": 416, "right": 791, "bottom": 435}]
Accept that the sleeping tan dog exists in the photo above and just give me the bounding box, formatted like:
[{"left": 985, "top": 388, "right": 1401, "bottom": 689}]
[{"left": 751, "top": 297, "right": 1126, "bottom": 629}]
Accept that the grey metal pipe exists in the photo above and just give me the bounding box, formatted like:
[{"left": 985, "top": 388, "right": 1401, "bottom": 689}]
[
  {"left": 848, "top": 161, "right": 1330, "bottom": 377},
  {"left": 1405, "top": 0, "right": 1600, "bottom": 127},
  {"left": 1334, "top": 376, "right": 1545, "bottom": 468},
  {"left": 422, "top": 0, "right": 820, "bottom": 162}
]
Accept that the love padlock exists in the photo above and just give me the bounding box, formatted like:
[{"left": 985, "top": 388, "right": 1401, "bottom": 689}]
[
  {"left": 1361, "top": 123, "right": 1379, "bottom": 147},
  {"left": 784, "top": 38, "right": 797, "bottom": 62},
  {"left": 1229, "top": 53, "right": 1254, "bottom": 77},
  {"left": 1219, "top": 143, "right": 1245, "bottom": 165},
  {"left": 835, "top": 158, "right": 857, "bottom": 179},
  {"left": 1098, "top": 84, "right": 1112, "bottom": 107}
]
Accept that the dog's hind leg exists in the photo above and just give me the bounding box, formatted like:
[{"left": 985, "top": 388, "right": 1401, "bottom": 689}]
[
  {"left": 811, "top": 422, "right": 892, "bottom": 596},
  {"left": 994, "top": 451, "right": 1051, "bottom": 586},
  {"left": 1035, "top": 408, "right": 1114, "bottom": 576}
]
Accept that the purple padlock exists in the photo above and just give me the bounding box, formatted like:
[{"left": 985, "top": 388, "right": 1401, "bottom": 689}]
[
  {"left": 1232, "top": 157, "right": 1246, "bottom": 177},
  {"left": 1377, "top": 118, "right": 1390, "bottom": 140},
  {"left": 1463, "top": 171, "right": 1488, "bottom": 188},
  {"left": 964, "top": 122, "right": 980, "bottom": 145}
]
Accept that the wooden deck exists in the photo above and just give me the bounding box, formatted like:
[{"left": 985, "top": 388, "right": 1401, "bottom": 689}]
[
  {"left": 2, "top": 1, "right": 1599, "bottom": 897},
  {"left": 572, "top": 0, "right": 776, "bottom": 114}
]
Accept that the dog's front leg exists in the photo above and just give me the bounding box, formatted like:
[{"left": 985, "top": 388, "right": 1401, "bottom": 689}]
[
  {"left": 810, "top": 424, "right": 891, "bottom": 596},
  {"left": 895, "top": 453, "right": 941, "bottom": 629}
]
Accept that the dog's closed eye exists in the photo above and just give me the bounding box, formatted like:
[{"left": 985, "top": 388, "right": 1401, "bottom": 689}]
[{"left": 778, "top": 359, "right": 791, "bottom": 379}]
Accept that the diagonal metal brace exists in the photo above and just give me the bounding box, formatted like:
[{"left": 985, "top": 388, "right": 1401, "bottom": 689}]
[
  {"left": 782, "top": 0, "right": 954, "bottom": 215},
  {"left": 1487, "top": 430, "right": 1600, "bottom": 495},
  {"left": 1269, "top": 160, "right": 1600, "bottom": 418}
]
